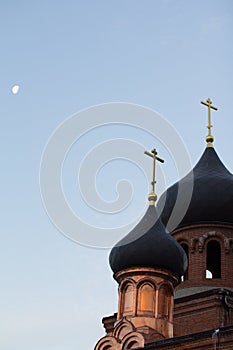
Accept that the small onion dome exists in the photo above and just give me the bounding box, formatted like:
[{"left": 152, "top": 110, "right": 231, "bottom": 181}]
[
  {"left": 109, "top": 205, "right": 187, "bottom": 277},
  {"left": 157, "top": 147, "right": 233, "bottom": 231}
]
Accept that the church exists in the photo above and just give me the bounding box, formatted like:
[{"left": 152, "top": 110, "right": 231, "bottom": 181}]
[{"left": 94, "top": 99, "right": 233, "bottom": 350}]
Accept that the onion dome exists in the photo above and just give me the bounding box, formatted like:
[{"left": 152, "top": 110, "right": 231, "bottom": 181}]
[
  {"left": 109, "top": 205, "right": 188, "bottom": 277},
  {"left": 158, "top": 147, "right": 233, "bottom": 231}
]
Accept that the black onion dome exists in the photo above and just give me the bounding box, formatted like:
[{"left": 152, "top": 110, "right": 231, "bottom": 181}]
[
  {"left": 158, "top": 147, "right": 233, "bottom": 231},
  {"left": 109, "top": 205, "right": 187, "bottom": 277}
]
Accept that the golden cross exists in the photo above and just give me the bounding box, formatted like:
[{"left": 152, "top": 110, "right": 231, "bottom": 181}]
[
  {"left": 144, "top": 148, "right": 164, "bottom": 206},
  {"left": 201, "top": 98, "right": 218, "bottom": 147}
]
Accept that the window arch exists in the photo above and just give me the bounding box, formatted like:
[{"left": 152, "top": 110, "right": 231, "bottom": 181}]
[
  {"left": 122, "top": 283, "right": 134, "bottom": 314},
  {"left": 180, "top": 243, "right": 189, "bottom": 281},
  {"left": 137, "top": 282, "right": 155, "bottom": 313},
  {"left": 206, "top": 240, "right": 221, "bottom": 278}
]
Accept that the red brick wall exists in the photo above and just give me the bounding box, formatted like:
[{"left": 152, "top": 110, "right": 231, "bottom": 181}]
[
  {"left": 171, "top": 223, "right": 233, "bottom": 339},
  {"left": 174, "top": 290, "right": 233, "bottom": 336}
]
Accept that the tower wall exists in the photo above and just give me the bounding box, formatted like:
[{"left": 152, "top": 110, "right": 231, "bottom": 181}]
[
  {"left": 171, "top": 223, "right": 233, "bottom": 338},
  {"left": 172, "top": 223, "right": 233, "bottom": 291}
]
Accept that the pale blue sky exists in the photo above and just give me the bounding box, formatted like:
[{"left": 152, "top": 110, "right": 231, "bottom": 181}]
[{"left": 1, "top": 1, "right": 233, "bottom": 349}]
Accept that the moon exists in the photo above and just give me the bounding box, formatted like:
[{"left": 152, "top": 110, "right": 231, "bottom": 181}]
[{"left": 12, "top": 85, "right": 20, "bottom": 94}]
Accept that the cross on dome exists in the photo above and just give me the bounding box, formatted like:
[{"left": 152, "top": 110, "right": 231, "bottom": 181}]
[
  {"left": 201, "top": 98, "right": 218, "bottom": 147},
  {"left": 144, "top": 148, "right": 164, "bottom": 206}
]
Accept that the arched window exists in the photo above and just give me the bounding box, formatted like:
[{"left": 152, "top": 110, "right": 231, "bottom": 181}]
[
  {"left": 137, "top": 283, "right": 155, "bottom": 313},
  {"left": 181, "top": 243, "right": 189, "bottom": 281},
  {"left": 122, "top": 283, "right": 134, "bottom": 314},
  {"left": 206, "top": 240, "right": 221, "bottom": 278}
]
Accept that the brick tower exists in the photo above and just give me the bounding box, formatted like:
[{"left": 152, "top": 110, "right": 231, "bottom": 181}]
[{"left": 94, "top": 150, "right": 187, "bottom": 350}]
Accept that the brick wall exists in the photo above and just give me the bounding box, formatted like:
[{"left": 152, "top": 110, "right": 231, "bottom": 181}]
[{"left": 172, "top": 223, "right": 233, "bottom": 291}]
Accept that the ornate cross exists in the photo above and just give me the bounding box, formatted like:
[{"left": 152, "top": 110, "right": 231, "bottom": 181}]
[
  {"left": 144, "top": 149, "right": 164, "bottom": 206},
  {"left": 201, "top": 98, "right": 218, "bottom": 147}
]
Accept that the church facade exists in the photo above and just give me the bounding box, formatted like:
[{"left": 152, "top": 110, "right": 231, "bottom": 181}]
[{"left": 94, "top": 100, "right": 233, "bottom": 350}]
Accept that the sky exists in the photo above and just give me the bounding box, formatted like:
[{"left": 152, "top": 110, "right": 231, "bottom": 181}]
[{"left": 1, "top": 1, "right": 233, "bottom": 349}]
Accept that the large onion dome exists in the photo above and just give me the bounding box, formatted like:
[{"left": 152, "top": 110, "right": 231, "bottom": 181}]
[
  {"left": 157, "top": 147, "right": 233, "bottom": 231},
  {"left": 109, "top": 205, "right": 187, "bottom": 277}
]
